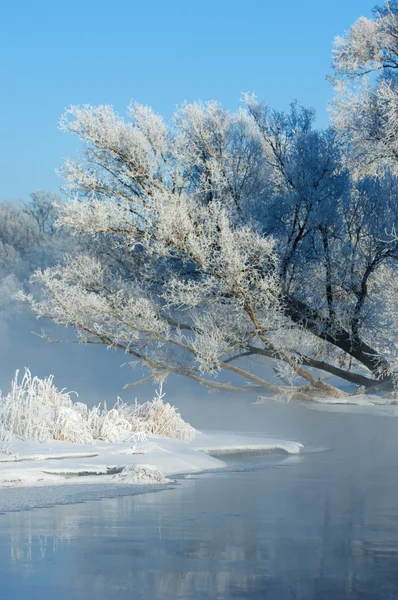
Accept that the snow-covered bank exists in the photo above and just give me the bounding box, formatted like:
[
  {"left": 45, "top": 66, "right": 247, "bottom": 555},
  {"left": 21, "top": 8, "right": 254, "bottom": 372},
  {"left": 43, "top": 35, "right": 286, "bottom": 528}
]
[
  {"left": 0, "top": 432, "right": 303, "bottom": 488},
  {"left": 195, "top": 432, "right": 303, "bottom": 457},
  {"left": 255, "top": 394, "right": 398, "bottom": 417},
  {"left": 301, "top": 399, "right": 398, "bottom": 417},
  {"left": 0, "top": 370, "right": 303, "bottom": 491}
]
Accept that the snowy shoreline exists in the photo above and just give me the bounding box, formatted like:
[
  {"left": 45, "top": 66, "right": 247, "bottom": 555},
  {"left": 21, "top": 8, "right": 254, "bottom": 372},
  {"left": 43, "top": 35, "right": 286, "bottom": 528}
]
[
  {"left": 254, "top": 394, "right": 398, "bottom": 417},
  {"left": 0, "top": 369, "right": 303, "bottom": 512},
  {"left": 0, "top": 432, "right": 303, "bottom": 490}
]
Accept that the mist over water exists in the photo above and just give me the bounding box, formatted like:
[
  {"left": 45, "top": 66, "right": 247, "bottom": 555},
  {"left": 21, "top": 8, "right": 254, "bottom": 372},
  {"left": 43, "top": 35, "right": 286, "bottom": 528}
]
[
  {"left": 1, "top": 402, "right": 398, "bottom": 600},
  {"left": 0, "top": 312, "right": 158, "bottom": 405}
]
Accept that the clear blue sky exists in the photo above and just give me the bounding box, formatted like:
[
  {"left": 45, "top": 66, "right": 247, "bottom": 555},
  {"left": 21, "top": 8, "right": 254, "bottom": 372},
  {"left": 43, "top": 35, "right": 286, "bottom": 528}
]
[{"left": 1, "top": 0, "right": 376, "bottom": 201}]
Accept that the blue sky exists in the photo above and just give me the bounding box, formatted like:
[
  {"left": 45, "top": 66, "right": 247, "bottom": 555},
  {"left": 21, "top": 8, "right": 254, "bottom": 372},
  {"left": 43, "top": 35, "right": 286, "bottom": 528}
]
[{"left": 1, "top": 0, "right": 376, "bottom": 201}]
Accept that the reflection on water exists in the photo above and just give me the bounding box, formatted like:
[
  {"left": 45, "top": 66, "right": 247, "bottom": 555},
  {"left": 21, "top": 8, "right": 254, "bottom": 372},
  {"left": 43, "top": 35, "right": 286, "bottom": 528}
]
[{"left": 1, "top": 404, "right": 398, "bottom": 599}]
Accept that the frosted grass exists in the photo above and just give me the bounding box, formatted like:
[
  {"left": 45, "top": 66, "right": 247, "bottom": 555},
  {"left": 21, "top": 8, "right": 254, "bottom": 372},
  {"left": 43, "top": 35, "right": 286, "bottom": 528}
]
[{"left": 0, "top": 369, "right": 195, "bottom": 444}]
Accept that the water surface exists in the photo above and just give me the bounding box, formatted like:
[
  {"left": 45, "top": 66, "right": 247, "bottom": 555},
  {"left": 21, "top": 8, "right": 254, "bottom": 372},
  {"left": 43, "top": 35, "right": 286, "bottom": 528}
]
[{"left": 1, "top": 401, "right": 398, "bottom": 599}]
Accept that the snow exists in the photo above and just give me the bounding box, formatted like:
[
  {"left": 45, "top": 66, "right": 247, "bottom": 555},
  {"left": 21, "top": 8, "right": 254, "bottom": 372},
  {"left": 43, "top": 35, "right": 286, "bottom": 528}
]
[
  {"left": 0, "top": 432, "right": 303, "bottom": 489},
  {"left": 256, "top": 394, "right": 398, "bottom": 417},
  {"left": 112, "top": 464, "right": 169, "bottom": 484},
  {"left": 195, "top": 432, "right": 303, "bottom": 456},
  {"left": 301, "top": 400, "right": 398, "bottom": 417}
]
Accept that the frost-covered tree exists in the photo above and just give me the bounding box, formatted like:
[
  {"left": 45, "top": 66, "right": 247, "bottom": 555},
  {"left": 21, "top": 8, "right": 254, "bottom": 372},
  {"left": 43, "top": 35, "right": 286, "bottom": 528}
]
[
  {"left": 0, "top": 192, "right": 64, "bottom": 278},
  {"left": 23, "top": 190, "right": 60, "bottom": 235},
  {"left": 331, "top": 1, "right": 398, "bottom": 177},
  {"left": 0, "top": 193, "right": 68, "bottom": 325},
  {"left": 19, "top": 99, "right": 398, "bottom": 398},
  {"left": 246, "top": 98, "right": 398, "bottom": 384}
]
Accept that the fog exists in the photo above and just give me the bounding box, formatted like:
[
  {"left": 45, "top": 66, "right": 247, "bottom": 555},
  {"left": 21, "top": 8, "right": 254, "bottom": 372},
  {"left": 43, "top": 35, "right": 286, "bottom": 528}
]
[
  {"left": 0, "top": 307, "right": 255, "bottom": 432},
  {"left": 0, "top": 312, "right": 150, "bottom": 406}
]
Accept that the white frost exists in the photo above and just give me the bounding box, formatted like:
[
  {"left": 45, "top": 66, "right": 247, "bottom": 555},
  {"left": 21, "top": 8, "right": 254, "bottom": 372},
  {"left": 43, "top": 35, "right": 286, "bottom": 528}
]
[
  {"left": 113, "top": 464, "right": 169, "bottom": 484},
  {"left": 0, "top": 369, "right": 195, "bottom": 444}
]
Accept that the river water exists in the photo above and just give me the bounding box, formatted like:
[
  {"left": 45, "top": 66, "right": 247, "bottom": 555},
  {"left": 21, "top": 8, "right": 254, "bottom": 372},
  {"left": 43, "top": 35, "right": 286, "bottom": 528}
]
[{"left": 1, "top": 399, "right": 398, "bottom": 599}]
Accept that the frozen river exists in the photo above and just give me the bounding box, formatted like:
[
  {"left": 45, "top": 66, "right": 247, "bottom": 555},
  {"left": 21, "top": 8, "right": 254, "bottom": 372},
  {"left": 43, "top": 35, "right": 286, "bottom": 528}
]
[{"left": 1, "top": 399, "right": 398, "bottom": 599}]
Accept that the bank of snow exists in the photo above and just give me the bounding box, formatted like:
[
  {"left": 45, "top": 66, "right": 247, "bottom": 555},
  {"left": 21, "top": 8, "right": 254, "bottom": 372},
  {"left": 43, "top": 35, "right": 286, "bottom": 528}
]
[
  {"left": 0, "top": 432, "right": 303, "bottom": 488},
  {"left": 301, "top": 396, "right": 398, "bottom": 416},
  {"left": 256, "top": 393, "right": 398, "bottom": 417}
]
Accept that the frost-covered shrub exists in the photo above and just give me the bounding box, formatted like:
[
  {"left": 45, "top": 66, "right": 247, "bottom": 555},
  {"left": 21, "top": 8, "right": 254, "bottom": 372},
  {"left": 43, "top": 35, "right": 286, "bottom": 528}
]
[
  {"left": 0, "top": 369, "right": 195, "bottom": 443},
  {"left": 0, "top": 369, "right": 89, "bottom": 444},
  {"left": 113, "top": 464, "right": 169, "bottom": 484},
  {"left": 125, "top": 387, "right": 196, "bottom": 441}
]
